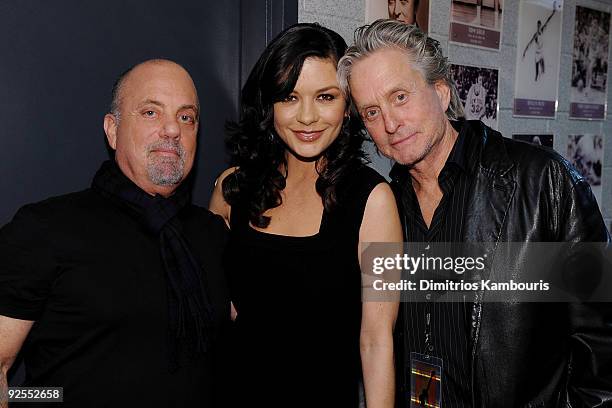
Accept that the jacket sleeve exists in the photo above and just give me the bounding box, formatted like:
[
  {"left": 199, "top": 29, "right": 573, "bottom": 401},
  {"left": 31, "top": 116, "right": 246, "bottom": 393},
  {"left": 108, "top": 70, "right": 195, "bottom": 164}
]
[
  {"left": 0, "top": 204, "right": 57, "bottom": 321},
  {"left": 558, "top": 177, "right": 612, "bottom": 407}
]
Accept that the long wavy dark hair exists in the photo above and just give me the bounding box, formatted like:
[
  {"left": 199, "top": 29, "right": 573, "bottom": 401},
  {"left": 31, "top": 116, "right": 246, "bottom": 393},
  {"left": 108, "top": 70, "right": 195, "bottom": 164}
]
[{"left": 223, "top": 23, "right": 368, "bottom": 228}]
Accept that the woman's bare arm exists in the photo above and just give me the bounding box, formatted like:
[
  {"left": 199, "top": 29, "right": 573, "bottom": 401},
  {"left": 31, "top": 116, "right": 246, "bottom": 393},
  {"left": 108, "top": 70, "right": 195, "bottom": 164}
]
[{"left": 359, "top": 182, "right": 402, "bottom": 408}]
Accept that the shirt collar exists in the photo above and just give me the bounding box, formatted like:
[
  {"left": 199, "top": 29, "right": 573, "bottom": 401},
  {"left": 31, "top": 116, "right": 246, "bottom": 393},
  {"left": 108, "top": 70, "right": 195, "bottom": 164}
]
[{"left": 446, "top": 120, "right": 469, "bottom": 172}]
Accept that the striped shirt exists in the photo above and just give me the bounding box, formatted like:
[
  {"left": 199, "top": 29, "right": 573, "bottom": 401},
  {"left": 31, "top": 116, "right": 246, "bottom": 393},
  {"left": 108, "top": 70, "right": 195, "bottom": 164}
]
[{"left": 390, "top": 120, "right": 478, "bottom": 407}]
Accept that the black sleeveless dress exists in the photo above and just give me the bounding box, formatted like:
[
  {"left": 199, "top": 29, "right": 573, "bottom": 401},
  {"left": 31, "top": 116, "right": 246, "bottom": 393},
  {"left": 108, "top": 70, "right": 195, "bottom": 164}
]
[{"left": 224, "top": 166, "right": 386, "bottom": 407}]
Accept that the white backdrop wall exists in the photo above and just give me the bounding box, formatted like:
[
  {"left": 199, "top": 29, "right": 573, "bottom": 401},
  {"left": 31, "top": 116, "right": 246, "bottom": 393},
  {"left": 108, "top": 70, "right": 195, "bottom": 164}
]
[{"left": 299, "top": 0, "right": 612, "bottom": 229}]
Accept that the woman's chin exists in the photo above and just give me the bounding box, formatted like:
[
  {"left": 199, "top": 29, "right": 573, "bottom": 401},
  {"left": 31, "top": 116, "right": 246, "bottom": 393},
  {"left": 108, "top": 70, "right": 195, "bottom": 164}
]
[{"left": 285, "top": 146, "right": 327, "bottom": 162}]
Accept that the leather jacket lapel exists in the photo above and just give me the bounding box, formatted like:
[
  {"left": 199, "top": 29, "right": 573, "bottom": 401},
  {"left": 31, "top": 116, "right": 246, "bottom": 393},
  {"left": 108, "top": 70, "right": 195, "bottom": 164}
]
[
  {"left": 463, "top": 122, "right": 516, "bottom": 244},
  {"left": 462, "top": 122, "right": 517, "bottom": 407}
]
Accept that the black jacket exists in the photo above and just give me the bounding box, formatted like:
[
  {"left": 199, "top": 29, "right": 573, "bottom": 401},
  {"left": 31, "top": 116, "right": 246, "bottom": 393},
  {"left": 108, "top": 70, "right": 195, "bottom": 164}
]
[{"left": 392, "top": 121, "right": 611, "bottom": 407}]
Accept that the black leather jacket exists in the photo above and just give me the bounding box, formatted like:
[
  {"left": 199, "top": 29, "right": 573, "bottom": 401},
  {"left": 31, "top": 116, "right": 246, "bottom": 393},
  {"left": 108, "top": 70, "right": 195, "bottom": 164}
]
[{"left": 391, "top": 121, "right": 611, "bottom": 407}]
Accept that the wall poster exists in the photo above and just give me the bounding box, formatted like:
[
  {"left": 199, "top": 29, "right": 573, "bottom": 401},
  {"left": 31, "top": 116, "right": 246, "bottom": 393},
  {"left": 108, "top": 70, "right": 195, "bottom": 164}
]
[
  {"left": 365, "top": 0, "right": 430, "bottom": 33},
  {"left": 566, "top": 134, "right": 605, "bottom": 207},
  {"left": 569, "top": 6, "right": 610, "bottom": 120},
  {"left": 450, "top": 63, "right": 499, "bottom": 129},
  {"left": 449, "top": 0, "right": 503, "bottom": 50},
  {"left": 513, "top": 0, "right": 563, "bottom": 118}
]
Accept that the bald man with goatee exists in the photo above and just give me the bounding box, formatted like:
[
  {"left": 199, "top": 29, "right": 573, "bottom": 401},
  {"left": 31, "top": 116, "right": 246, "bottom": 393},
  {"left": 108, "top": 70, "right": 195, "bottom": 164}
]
[{"left": 0, "top": 59, "right": 229, "bottom": 408}]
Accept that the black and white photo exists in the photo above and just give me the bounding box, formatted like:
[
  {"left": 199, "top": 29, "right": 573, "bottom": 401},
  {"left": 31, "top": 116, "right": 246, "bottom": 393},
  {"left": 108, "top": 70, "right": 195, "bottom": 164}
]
[
  {"left": 450, "top": 0, "right": 503, "bottom": 50},
  {"left": 570, "top": 6, "right": 610, "bottom": 119},
  {"left": 365, "top": 0, "right": 430, "bottom": 33},
  {"left": 450, "top": 63, "right": 499, "bottom": 129},
  {"left": 566, "top": 134, "right": 604, "bottom": 206},
  {"left": 513, "top": 0, "right": 563, "bottom": 118}
]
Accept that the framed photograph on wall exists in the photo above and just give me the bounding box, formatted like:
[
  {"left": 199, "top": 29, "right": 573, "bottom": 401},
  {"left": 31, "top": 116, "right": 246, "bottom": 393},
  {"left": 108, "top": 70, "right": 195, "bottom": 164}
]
[
  {"left": 566, "top": 134, "right": 605, "bottom": 207},
  {"left": 512, "top": 134, "right": 554, "bottom": 148},
  {"left": 569, "top": 6, "right": 610, "bottom": 120},
  {"left": 449, "top": 0, "right": 503, "bottom": 50},
  {"left": 365, "top": 0, "right": 430, "bottom": 33},
  {"left": 513, "top": 0, "right": 563, "bottom": 118},
  {"left": 450, "top": 63, "right": 499, "bottom": 129}
]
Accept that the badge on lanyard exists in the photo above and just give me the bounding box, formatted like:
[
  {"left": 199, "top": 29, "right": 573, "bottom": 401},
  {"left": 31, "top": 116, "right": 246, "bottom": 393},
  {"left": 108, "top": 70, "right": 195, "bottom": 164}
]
[{"left": 410, "top": 352, "right": 442, "bottom": 408}]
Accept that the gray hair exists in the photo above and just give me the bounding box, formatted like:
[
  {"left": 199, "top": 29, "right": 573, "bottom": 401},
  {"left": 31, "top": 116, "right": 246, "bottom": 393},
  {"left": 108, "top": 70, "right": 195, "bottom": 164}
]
[{"left": 338, "top": 19, "right": 463, "bottom": 120}]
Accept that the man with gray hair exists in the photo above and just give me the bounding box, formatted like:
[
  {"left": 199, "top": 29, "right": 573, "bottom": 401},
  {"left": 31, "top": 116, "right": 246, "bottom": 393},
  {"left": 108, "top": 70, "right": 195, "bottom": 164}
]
[
  {"left": 338, "top": 19, "right": 611, "bottom": 408},
  {"left": 0, "top": 59, "right": 229, "bottom": 407}
]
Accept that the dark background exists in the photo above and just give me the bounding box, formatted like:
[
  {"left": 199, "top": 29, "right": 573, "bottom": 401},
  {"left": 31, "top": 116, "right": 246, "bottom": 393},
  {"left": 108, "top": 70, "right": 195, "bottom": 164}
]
[
  {"left": 4, "top": 0, "right": 297, "bottom": 384},
  {"left": 0, "top": 0, "right": 297, "bottom": 225}
]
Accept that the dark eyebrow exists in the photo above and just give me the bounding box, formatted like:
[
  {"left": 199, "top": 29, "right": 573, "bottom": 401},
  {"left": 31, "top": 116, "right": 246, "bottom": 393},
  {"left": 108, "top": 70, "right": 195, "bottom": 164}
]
[
  {"left": 291, "top": 85, "right": 341, "bottom": 95},
  {"left": 315, "top": 86, "right": 341, "bottom": 93}
]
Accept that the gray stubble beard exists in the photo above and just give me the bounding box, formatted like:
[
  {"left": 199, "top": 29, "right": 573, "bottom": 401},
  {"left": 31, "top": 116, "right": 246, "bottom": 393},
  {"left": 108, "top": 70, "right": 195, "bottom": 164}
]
[{"left": 146, "top": 141, "right": 187, "bottom": 186}]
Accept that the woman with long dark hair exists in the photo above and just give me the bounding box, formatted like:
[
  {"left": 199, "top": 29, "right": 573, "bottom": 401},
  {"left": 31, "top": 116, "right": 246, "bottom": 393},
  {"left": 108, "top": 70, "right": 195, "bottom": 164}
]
[{"left": 209, "top": 23, "right": 401, "bottom": 407}]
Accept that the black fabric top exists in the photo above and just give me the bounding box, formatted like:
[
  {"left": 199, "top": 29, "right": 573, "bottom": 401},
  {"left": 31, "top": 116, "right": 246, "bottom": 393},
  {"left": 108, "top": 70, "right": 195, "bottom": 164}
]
[
  {"left": 224, "top": 165, "right": 386, "bottom": 407},
  {"left": 0, "top": 186, "right": 230, "bottom": 407},
  {"left": 390, "top": 120, "right": 478, "bottom": 407}
]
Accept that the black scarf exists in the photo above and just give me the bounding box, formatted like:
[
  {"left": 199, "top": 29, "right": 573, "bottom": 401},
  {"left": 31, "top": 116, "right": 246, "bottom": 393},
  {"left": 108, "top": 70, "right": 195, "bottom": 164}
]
[{"left": 92, "top": 160, "right": 214, "bottom": 370}]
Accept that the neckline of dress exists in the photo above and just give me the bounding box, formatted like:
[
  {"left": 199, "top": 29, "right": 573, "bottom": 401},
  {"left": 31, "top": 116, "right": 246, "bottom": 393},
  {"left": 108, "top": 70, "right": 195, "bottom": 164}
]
[{"left": 246, "top": 209, "right": 327, "bottom": 240}]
